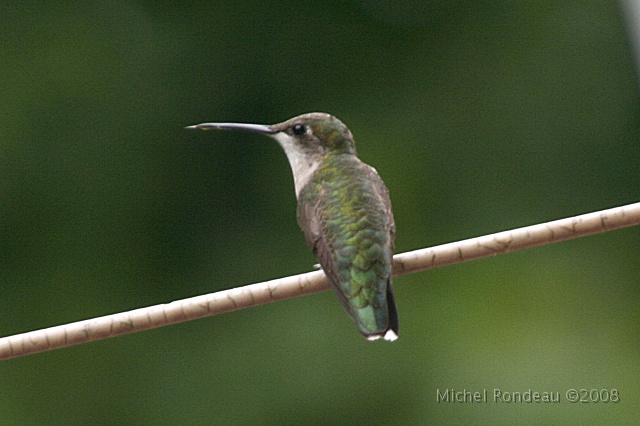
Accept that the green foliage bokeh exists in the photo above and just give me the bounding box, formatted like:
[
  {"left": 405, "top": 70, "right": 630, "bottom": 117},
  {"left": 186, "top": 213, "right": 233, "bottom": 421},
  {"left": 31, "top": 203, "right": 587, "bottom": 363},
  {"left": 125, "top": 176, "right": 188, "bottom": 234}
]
[{"left": 1, "top": 1, "right": 639, "bottom": 424}]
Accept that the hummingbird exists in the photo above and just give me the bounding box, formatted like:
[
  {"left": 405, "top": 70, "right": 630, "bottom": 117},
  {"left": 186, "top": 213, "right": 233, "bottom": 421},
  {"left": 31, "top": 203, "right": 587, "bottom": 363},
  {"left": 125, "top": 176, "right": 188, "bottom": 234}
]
[{"left": 186, "top": 113, "right": 398, "bottom": 341}]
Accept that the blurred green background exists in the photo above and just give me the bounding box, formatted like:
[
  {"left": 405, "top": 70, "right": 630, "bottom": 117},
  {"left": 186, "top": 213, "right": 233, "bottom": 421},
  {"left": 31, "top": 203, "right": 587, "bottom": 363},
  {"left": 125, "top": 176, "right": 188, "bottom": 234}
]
[{"left": 1, "top": 1, "right": 639, "bottom": 424}]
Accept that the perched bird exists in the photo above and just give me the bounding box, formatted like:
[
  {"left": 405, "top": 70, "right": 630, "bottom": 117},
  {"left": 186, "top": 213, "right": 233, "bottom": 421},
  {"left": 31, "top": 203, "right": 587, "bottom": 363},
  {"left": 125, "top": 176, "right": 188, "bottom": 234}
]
[{"left": 187, "top": 113, "right": 398, "bottom": 341}]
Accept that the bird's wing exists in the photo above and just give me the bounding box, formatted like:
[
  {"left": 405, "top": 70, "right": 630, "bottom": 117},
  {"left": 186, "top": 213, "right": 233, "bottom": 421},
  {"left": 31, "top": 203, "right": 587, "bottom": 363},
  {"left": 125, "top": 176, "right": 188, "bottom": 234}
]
[{"left": 297, "top": 198, "right": 354, "bottom": 316}]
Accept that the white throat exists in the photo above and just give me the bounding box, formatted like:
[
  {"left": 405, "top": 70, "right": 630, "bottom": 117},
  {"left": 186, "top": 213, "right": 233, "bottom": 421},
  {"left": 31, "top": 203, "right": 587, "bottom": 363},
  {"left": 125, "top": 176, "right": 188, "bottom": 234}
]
[{"left": 271, "top": 133, "right": 320, "bottom": 197}]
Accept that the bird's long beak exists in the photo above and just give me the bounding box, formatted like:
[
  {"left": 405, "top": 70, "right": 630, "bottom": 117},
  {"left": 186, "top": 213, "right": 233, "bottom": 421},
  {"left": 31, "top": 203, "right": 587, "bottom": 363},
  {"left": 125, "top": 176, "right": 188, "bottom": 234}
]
[{"left": 185, "top": 122, "right": 277, "bottom": 134}]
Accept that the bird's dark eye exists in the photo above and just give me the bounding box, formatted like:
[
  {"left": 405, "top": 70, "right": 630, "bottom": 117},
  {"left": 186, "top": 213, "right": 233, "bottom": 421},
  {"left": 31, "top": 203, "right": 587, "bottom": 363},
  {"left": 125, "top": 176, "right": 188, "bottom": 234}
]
[{"left": 292, "top": 124, "right": 306, "bottom": 135}]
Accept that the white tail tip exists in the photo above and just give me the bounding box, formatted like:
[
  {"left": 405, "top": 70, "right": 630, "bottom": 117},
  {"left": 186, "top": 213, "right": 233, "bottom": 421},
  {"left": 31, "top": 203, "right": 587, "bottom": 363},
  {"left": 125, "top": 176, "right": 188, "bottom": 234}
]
[{"left": 366, "top": 329, "right": 398, "bottom": 342}]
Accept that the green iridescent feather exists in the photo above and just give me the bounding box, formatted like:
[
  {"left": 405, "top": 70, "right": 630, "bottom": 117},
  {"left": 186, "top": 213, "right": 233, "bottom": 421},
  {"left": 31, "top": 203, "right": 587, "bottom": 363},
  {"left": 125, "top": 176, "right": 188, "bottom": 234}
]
[{"left": 297, "top": 151, "right": 397, "bottom": 337}]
